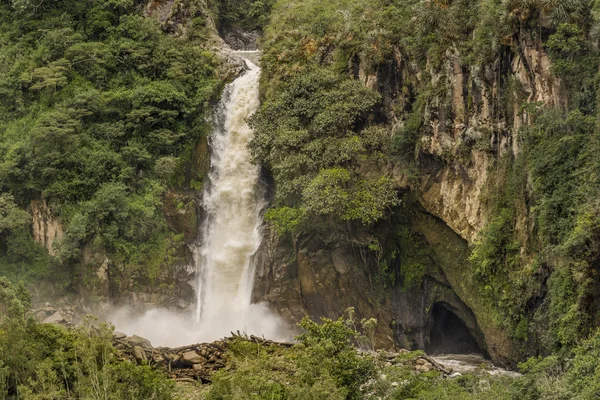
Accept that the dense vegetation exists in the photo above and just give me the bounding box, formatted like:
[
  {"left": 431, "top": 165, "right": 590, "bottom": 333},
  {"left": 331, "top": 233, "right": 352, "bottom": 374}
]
[
  {"left": 5, "top": 274, "right": 599, "bottom": 400},
  {"left": 0, "top": 0, "right": 220, "bottom": 290},
  {"left": 213, "top": 0, "right": 275, "bottom": 32},
  {"left": 250, "top": 68, "right": 396, "bottom": 236},
  {"left": 1, "top": 0, "right": 600, "bottom": 398},
  {"left": 207, "top": 326, "right": 600, "bottom": 400},
  {"left": 251, "top": 0, "right": 600, "bottom": 360},
  {"left": 0, "top": 277, "right": 175, "bottom": 398}
]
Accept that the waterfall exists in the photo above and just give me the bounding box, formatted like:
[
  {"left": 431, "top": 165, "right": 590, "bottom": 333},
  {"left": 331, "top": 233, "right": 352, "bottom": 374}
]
[
  {"left": 193, "top": 54, "right": 288, "bottom": 342},
  {"left": 106, "top": 54, "right": 289, "bottom": 347}
]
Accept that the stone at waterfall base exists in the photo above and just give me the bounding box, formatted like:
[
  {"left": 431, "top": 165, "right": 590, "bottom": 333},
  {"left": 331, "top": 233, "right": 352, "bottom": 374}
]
[{"left": 181, "top": 351, "right": 207, "bottom": 365}]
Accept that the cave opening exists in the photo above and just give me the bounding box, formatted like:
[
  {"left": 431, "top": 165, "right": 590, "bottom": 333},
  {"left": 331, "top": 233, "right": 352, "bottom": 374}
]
[{"left": 428, "top": 303, "right": 482, "bottom": 355}]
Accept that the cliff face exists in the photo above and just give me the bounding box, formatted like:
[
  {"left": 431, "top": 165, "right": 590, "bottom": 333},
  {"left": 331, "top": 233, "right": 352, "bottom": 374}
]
[
  {"left": 251, "top": 27, "right": 562, "bottom": 365},
  {"left": 406, "top": 33, "right": 558, "bottom": 243},
  {"left": 31, "top": 200, "right": 64, "bottom": 257}
]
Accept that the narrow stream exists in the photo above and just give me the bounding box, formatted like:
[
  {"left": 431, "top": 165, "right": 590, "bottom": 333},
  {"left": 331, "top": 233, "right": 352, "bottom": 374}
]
[{"left": 433, "top": 354, "right": 522, "bottom": 378}]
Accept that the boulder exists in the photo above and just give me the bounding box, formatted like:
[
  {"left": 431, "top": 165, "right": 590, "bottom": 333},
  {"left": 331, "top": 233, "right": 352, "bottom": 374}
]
[
  {"left": 43, "top": 311, "right": 65, "bottom": 324},
  {"left": 113, "top": 331, "right": 127, "bottom": 340},
  {"left": 133, "top": 346, "right": 147, "bottom": 364},
  {"left": 181, "top": 351, "right": 206, "bottom": 365},
  {"left": 152, "top": 353, "right": 165, "bottom": 364},
  {"left": 415, "top": 361, "right": 433, "bottom": 373},
  {"left": 192, "top": 364, "right": 205, "bottom": 373},
  {"left": 33, "top": 310, "right": 49, "bottom": 322},
  {"left": 124, "top": 335, "right": 153, "bottom": 349}
]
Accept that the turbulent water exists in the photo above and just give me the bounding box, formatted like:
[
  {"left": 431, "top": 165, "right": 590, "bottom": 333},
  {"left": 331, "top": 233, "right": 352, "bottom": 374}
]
[
  {"left": 192, "top": 54, "right": 288, "bottom": 342},
  {"left": 109, "top": 54, "right": 289, "bottom": 347},
  {"left": 433, "top": 354, "right": 522, "bottom": 378}
]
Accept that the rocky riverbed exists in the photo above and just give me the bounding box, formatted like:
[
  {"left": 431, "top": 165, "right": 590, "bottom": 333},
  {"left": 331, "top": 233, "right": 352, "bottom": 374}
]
[
  {"left": 113, "top": 333, "right": 292, "bottom": 383},
  {"left": 112, "top": 331, "right": 460, "bottom": 385}
]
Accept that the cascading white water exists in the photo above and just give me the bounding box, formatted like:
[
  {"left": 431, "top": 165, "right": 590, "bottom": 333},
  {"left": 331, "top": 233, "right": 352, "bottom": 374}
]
[
  {"left": 193, "top": 54, "right": 289, "bottom": 342},
  {"left": 105, "top": 54, "right": 289, "bottom": 348}
]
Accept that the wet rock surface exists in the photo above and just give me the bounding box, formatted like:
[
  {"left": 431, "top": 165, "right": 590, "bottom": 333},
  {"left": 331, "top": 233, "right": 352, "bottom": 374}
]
[{"left": 222, "top": 28, "right": 261, "bottom": 51}]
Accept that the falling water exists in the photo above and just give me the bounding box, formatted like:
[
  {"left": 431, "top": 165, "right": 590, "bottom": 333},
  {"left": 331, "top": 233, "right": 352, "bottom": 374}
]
[{"left": 193, "top": 54, "right": 289, "bottom": 342}]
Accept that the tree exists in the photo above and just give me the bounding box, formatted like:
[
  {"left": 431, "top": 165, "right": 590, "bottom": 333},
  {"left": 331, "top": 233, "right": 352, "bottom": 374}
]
[{"left": 250, "top": 68, "right": 396, "bottom": 234}]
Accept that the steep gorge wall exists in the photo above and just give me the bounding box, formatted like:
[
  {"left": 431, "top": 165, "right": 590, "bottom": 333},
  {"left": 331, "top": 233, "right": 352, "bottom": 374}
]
[{"left": 251, "top": 21, "right": 565, "bottom": 365}]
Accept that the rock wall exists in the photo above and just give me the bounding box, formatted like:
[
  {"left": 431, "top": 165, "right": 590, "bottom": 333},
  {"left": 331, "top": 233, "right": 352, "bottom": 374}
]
[
  {"left": 390, "top": 34, "right": 557, "bottom": 244},
  {"left": 252, "top": 203, "right": 491, "bottom": 359},
  {"left": 31, "top": 199, "right": 63, "bottom": 256},
  {"left": 22, "top": 2, "right": 559, "bottom": 366},
  {"left": 252, "top": 30, "right": 560, "bottom": 366}
]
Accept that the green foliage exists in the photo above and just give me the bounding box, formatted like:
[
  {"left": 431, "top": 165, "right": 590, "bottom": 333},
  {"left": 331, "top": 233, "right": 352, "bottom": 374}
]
[
  {"left": 206, "top": 326, "right": 600, "bottom": 400},
  {"left": 215, "top": 0, "right": 275, "bottom": 31},
  {"left": 546, "top": 23, "right": 599, "bottom": 113},
  {"left": 526, "top": 109, "right": 596, "bottom": 247},
  {"left": 0, "top": 194, "right": 29, "bottom": 235},
  {"left": 374, "top": 208, "right": 431, "bottom": 290},
  {"left": 542, "top": 265, "right": 583, "bottom": 350},
  {"left": 205, "top": 312, "right": 375, "bottom": 400},
  {"left": 504, "top": 0, "right": 591, "bottom": 25},
  {"left": 565, "top": 330, "right": 600, "bottom": 399},
  {"left": 250, "top": 68, "right": 396, "bottom": 235},
  {"left": 0, "top": 280, "right": 174, "bottom": 399},
  {"left": 469, "top": 105, "right": 600, "bottom": 348},
  {"left": 207, "top": 323, "right": 600, "bottom": 400},
  {"left": 470, "top": 208, "right": 523, "bottom": 312},
  {"left": 0, "top": 0, "right": 219, "bottom": 287},
  {"left": 0, "top": 194, "right": 57, "bottom": 284},
  {"left": 264, "top": 206, "right": 304, "bottom": 235},
  {"left": 261, "top": 0, "right": 542, "bottom": 80},
  {"left": 515, "top": 330, "right": 600, "bottom": 399}
]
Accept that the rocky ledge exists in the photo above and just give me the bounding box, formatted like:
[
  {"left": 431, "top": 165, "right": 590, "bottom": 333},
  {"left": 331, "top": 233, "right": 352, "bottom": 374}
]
[
  {"left": 111, "top": 332, "right": 455, "bottom": 385},
  {"left": 113, "top": 333, "right": 293, "bottom": 383}
]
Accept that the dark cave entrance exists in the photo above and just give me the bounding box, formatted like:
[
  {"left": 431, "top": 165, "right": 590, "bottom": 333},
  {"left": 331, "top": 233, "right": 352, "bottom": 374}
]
[{"left": 427, "top": 303, "right": 482, "bottom": 355}]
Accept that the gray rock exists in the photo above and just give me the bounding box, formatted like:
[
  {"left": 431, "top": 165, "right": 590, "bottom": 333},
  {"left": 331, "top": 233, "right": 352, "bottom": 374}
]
[
  {"left": 124, "top": 335, "right": 153, "bottom": 349},
  {"left": 176, "top": 299, "right": 188, "bottom": 309},
  {"left": 33, "top": 310, "right": 49, "bottom": 322},
  {"left": 222, "top": 28, "right": 261, "bottom": 51},
  {"left": 133, "top": 346, "right": 147, "bottom": 363},
  {"left": 113, "top": 331, "right": 127, "bottom": 340},
  {"left": 192, "top": 363, "right": 205, "bottom": 373},
  {"left": 181, "top": 350, "right": 206, "bottom": 365},
  {"left": 152, "top": 353, "right": 165, "bottom": 364},
  {"left": 213, "top": 45, "right": 247, "bottom": 81},
  {"left": 43, "top": 311, "right": 65, "bottom": 324},
  {"left": 415, "top": 362, "right": 433, "bottom": 373}
]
